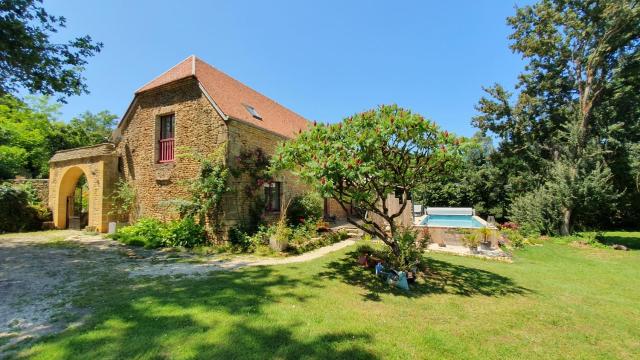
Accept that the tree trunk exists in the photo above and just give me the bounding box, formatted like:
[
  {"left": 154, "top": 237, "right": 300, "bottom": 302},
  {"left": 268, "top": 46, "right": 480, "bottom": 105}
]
[{"left": 560, "top": 208, "right": 572, "bottom": 236}]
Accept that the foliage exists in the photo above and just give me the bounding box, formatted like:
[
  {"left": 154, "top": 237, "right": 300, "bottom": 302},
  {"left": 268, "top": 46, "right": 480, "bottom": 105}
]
[
  {"left": 0, "top": 0, "right": 102, "bottom": 100},
  {"left": 286, "top": 191, "right": 323, "bottom": 226},
  {"left": 269, "top": 213, "right": 292, "bottom": 252},
  {"left": 164, "top": 216, "right": 208, "bottom": 248},
  {"left": 65, "top": 111, "right": 118, "bottom": 145},
  {"left": 227, "top": 224, "right": 260, "bottom": 251},
  {"left": 110, "top": 217, "right": 207, "bottom": 249},
  {"left": 110, "top": 218, "right": 167, "bottom": 248},
  {"left": 509, "top": 120, "right": 620, "bottom": 235},
  {"left": 414, "top": 132, "right": 508, "bottom": 219},
  {"left": 500, "top": 222, "right": 519, "bottom": 230},
  {"left": 273, "top": 104, "right": 460, "bottom": 257},
  {"left": 229, "top": 147, "right": 273, "bottom": 235},
  {"left": 501, "top": 229, "right": 528, "bottom": 248},
  {"left": 576, "top": 231, "right": 609, "bottom": 249},
  {"left": 174, "top": 145, "right": 229, "bottom": 240},
  {"left": 384, "top": 227, "right": 426, "bottom": 272},
  {"left": 509, "top": 186, "right": 563, "bottom": 236},
  {"left": 462, "top": 230, "right": 482, "bottom": 249},
  {"left": 472, "top": 0, "right": 640, "bottom": 231},
  {"left": 0, "top": 182, "right": 47, "bottom": 232},
  {"left": 0, "top": 95, "right": 116, "bottom": 179},
  {"left": 108, "top": 178, "right": 136, "bottom": 222}
]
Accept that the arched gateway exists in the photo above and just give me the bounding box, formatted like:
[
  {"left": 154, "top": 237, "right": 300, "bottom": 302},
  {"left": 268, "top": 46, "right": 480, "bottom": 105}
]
[{"left": 49, "top": 143, "right": 118, "bottom": 232}]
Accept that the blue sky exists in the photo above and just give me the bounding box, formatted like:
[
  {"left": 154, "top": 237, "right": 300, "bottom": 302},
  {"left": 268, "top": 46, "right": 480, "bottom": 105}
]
[{"left": 46, "top": 0, "right": 532, "bottom": 137}]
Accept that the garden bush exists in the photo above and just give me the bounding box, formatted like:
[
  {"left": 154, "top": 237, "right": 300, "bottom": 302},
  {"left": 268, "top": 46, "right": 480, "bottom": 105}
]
[
  {"left": 385, "top": 227, "right": 427, "bottom": 272},
  {"left": 501, "top": 228, "right": 527, "bottom": 248},
  {"left": 0, "top": 182, "right": 48, "bottom": 233},
  {"left": 110, "top": 217, "right": 207, "bottom": 249},
  {"left": 509, "top": 187, "right": 563, "bottom": 235},
  {"left": 110, "top": 218, "right": 167, "bottom": 248},
  {"left": 286, "top": 192, "right": 323, "bottom": 225},
  {"left": 165, "top": 216, "right": 207, "bottom": 248},
  {"left": 227, "top": 223, "right": 264, "bottom": 251},
  {"left": 286, "top": 223, "right": 348, "bottom": 254}
]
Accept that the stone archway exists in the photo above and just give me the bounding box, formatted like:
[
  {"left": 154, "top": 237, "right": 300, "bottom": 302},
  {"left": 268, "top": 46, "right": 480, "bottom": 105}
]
[
  {"left": 49, "top": 144, "right": 118, "bottom": 232},
  {"left": 55, "top": 166, "right": 93, "bottom": 230}
]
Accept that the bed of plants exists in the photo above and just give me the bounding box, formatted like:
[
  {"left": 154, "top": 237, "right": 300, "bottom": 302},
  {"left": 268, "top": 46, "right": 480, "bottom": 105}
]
[{"left": 109, "top": 217, "right": 207, "bottom": 249}]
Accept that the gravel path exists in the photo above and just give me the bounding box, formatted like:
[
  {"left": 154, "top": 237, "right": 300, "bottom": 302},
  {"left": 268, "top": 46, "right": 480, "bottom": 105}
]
[
  {"left": 128, "top": 239, "right": 356, "bottom": 276},
  {"left": 0, "top": 230, "right": 355, "bottom": 353}
]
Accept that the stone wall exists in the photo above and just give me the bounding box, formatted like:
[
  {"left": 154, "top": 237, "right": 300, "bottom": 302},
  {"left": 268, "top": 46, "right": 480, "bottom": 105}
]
[
  {"left": 115, "top": 78, "right": 228, "bottom": 222},
  {"left": 367, "top": 193, "right": 414, "bottom": 230},
  {"left": 225, "top": 119, "right": 308, "bottom": 226},
  {"left": 10, "top": 178, "right": 49, "bottom": 204},
  {"left": 113, "top": 79, "right": 311, "bottom": 232}
]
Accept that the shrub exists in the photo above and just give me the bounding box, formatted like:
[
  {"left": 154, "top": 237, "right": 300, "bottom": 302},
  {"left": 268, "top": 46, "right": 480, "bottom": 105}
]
[
  {"left": 269, "top": 217, "right": 292, "bottom": 251},
  {"left": 286, "top": 192, "right": 323, "bottom": 226},
  {"left": 462, "top": 229, "right": 482, "bottom": 248},
  {"left": 501, "top": 228, "right": 527, "bottom": 248},
  {"left": 165, "top": 217, "right": 207, "bottom": 248},
  {"left": 228, "top": 224, "right": 259, "bottom": 251},
  {"left": 385, "top": 227, "right": 426, "bottom": 272},
  {"left": 509, "top": 187, "right": 563, "bottom": 235},
  {"left": 108, "top": 178, "right": 136, "bottom": 222},
  {"left": 111, "top": 217, "right": 208, "bottom": 249},
  {"left": 110, "top": 218, "right": 167, "bottom": 248},
  {"left": 500, "top": 222, "right": 519, "bottom": 230},
  {"left": 287, "top": 227, "right": 348, "bottom": 255},
  {"left": 576, "top": 231, "right": 608, "bottom": 249},
  {"left": 0, "top": 182, "right": 46, "bottom": 233}
]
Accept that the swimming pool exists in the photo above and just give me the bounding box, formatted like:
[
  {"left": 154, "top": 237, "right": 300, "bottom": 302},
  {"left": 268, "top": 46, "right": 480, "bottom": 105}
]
[{"left": 420, "top": 214, "right": 484, "bottom": 228}]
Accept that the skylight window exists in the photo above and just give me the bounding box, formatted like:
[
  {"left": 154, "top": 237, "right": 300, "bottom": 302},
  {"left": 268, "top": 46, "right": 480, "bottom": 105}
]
[{"left": 244, "top": 104, "right": 262, "bottom": 120}]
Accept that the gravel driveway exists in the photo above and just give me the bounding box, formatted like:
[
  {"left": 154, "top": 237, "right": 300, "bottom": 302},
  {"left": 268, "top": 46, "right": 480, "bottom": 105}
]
[{"left": 0, "top": 230, "right": 355, "bottom": 354}]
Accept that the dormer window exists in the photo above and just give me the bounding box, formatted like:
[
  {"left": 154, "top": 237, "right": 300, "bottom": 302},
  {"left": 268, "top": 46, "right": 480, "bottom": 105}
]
[{"left": 244, "top": 104, "right": 262, "bottom": 120}]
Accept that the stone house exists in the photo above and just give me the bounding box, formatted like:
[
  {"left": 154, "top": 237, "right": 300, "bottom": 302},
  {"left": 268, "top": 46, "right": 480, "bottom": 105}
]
[{"left": 48, "top": 56, "right": 341, "bottom": 232}]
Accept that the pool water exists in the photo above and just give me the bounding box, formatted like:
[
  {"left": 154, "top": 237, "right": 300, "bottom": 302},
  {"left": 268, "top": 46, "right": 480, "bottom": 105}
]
[{"left": 420, "top": 215, "right": 484, "bottom": 228}]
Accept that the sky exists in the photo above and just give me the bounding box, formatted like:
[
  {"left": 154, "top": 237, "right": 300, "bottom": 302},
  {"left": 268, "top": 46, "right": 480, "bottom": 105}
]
[{"left": 45, "top": 0, "right": 533, "bottom": 137}]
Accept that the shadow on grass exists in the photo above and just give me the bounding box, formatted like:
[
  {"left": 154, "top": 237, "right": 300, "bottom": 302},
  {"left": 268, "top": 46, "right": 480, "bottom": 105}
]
[
  {"left": 18, "top": 265, "right": 377, "bottom": 359},
  {"left": 601, "top": 234, "right": 640, "bottom": 250},
  {"left": 319, "top": 250, "right": 531, "bottom": 301}
]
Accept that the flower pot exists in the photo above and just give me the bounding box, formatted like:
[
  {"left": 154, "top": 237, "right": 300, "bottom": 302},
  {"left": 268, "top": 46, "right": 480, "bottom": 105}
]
[{"left": 269, "top": 236, "right": 288, "bottom": 252}]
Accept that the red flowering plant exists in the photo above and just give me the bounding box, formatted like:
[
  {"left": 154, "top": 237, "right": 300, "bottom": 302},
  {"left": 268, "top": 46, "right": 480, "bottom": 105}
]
[{"left": 272, "top": 104, "right": 462, "bottom": 260}]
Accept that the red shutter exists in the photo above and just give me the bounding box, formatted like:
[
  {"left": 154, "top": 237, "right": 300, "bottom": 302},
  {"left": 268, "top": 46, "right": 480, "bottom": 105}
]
[{"left": 159, "top": 138, "right": 174, "bottom": 162}]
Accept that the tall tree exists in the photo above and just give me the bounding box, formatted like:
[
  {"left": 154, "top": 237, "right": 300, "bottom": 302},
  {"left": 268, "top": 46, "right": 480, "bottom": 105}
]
[
  {"left": 0, "top": 0, "right": 102, "bottom": 100},
  {"left": 0, "top": 95, "right": 116, "bottom": 179},
  {"left": 474, "top": 0, "right": 640, "bottom": 233}
]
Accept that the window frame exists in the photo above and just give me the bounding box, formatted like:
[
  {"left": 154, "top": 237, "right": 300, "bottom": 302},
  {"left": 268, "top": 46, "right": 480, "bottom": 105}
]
[
  {"left": 158, "top": 113, "right": 176, "bottom": 163},
  {"left": 159, "top": 114, "right": 175, "bottom": 140},
  {"left": 243, "top": 104, "right": 262, "bottom": 120},
  {"left": 264, "top": 181, "right": 282, "bottom": 212}
]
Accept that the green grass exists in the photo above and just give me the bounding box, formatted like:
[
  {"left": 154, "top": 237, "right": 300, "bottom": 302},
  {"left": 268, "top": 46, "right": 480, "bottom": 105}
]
[{"left": 13, "top": 232, "right": 640, "bottom": 359}]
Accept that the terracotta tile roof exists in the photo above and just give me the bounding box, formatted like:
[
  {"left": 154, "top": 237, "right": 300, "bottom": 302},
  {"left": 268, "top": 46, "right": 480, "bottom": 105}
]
[{"left": 135, "top": 55, "right": 309, "bottom": 138}]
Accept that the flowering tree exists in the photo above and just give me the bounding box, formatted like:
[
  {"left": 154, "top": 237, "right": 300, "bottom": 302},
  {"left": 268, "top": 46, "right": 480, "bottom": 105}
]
[{"left": 272, "top": 105, "right": 460, "bottom": 257}]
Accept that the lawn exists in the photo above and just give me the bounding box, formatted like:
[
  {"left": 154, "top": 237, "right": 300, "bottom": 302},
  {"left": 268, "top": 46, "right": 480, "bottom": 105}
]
[{"left": 13, "top": 232, "right": 640, "bottom": 359}]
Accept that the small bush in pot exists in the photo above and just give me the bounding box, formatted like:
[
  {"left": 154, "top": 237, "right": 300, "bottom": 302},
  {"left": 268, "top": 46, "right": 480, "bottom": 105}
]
[{"left": 462, "top": 230, "right": 482, "bottom": 253}]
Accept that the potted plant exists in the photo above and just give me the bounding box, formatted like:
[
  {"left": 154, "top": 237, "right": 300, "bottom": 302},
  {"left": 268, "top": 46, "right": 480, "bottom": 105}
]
[
  {"left": 463, "top": 230, "right": 482, "bottom": 253},
  {"left": 269, "top": 199, "right": 292, "bottom": 252},
  {"left": 476, "top": 226, "right": 495, "bottom": 249}
]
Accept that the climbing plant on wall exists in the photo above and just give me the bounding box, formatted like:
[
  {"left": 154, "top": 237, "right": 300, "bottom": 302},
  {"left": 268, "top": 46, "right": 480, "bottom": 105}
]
[
  {"left": 230, "top": 147, "right": 273, "bottom": 234},
  {"left": 173, "top": 145, "right": 230, "bottom": 241}
]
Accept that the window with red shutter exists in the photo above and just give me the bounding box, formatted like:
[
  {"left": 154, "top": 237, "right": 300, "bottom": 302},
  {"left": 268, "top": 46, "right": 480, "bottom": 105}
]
[{"left": 159, "top": 114, "right": 175, "bottom": 162}]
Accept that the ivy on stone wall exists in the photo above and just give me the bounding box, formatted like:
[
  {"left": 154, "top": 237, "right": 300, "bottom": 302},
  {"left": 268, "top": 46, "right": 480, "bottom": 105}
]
[
  {"left": 173, "top": 145, "right": 230, "bottom": 241},
  {"left": 230, "top": 147, "right": 272, "bottom": 234}
]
